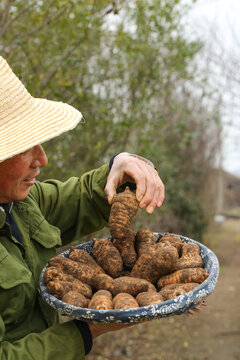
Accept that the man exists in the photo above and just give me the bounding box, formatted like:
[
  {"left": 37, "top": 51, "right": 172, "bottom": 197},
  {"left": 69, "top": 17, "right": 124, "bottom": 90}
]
[{"left": 0, "top": 56, "right": 164, "bottom": 359}]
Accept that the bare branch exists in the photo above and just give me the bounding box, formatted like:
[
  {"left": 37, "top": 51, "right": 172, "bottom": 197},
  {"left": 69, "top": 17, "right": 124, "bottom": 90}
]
[
  {"left": 40, "top": 27, "right": 90, "bottom": 90},
  {"left": 40, "top": 1, "right": 122, "bottom": 90},
  {"left": 0, "top": 0, "right": 15, "bottom": 36},
  {"left": 22, "top": 4, "right": 72, "bottom": 39},
  {"left": 0, "top": 2, "right": 32, "bottom": 38}
]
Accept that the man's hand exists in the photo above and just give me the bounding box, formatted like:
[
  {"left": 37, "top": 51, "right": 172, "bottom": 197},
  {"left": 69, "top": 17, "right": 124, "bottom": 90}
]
[
  {"left": 104, "top": 154, "right": 165, "bottom": 214},
  {"left": 88, "top": 320, "right": 135, "bottom": 339}
]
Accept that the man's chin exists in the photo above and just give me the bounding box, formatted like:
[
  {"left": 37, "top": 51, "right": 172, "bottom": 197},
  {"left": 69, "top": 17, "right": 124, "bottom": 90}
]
[{"left": 15, "top": 188, "right": 31, "bottom": 201}]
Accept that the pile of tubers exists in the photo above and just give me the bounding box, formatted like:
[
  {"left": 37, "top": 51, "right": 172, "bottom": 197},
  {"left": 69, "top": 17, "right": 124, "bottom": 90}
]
[{"left": 44, "top": 187, "right": 209, "bottom": 310}]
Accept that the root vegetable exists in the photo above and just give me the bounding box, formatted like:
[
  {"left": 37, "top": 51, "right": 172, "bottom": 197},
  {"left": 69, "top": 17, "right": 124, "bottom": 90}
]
[
  {"left": 92, "top": 238, "right": 123, "bottom": 278},
  {"left": 109, "top": 186, "right": 138, "bottom": 240},
  {"left": 136, "top": 292, "right": 164, "bottom": 307},
  {"left": 135, "top": 228, "right": 156, "bottom": 257},
  {"left": 91, "top": 290, "right": 112, "bottom": 300},
  {"left": 48, "top": 256, "right": 102, "bottom": 286},
  {"left": 46, "top": 278, "right": 92, "bottom": 299},
  {"left": 159, "top": 283, "right": 199, "bottom": 300},
  {"left": 92, "top": 273, "right": 115, "bottom": 293},
  {"left": 143, "top": 281, "right": 157, "bottom": 293},
  {"left": 157, "top": 268, "right": 209, "bottom": 289},
  {"left": 165, "top": 288, "right": 186, "bottom": 299},
  {"left": 88, "top": 290, "right": 113, "bottom": 310},
  {"left": 158, "top": 233, "right": 183, "bottom": 255},
  {"left": 174, "top": 242, "right": 203, "bottom": 271},
  {"left": 131, "top": 243, "right": 178, "bottom": 284},
  {"left": 62, "top": 291, "right": 89, "bottom": 308},
  {"left": 113, "top": 229, "right": 137, "bottom": 269},
  {"left": 43, "top": 266, "right": 71, "bottom": 284},
  {"left": 113, "top": 293, "right": 139, "bottom": 309},
  {"left": 109, "top": 186, "right": 138, "bottom": 269},
  {"left": 111, "top": 276, "right": 150, "bottom": 297},
  {"left": 69, "top": 246, "right": 104, "bottom": 273}
]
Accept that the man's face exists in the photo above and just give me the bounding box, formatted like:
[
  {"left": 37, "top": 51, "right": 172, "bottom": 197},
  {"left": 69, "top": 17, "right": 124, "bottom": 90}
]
[{"left": 0, "top": 145, "right": 48, "bottom": 203}]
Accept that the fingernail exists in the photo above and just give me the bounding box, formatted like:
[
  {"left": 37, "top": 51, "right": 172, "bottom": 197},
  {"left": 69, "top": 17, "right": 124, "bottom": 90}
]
[
  {"left": 146, "top": 206, "right": 154, "bottom": 214},
  {"left": 158, "top": 199, "right": 164, "bottom": 207}
]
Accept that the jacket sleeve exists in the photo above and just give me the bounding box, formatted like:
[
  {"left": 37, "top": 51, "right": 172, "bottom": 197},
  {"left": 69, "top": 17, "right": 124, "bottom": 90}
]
[
  {"left": 0, "top": 320, "right": 86, "bottom": 360},
  {"left": 29, "top": 163, "right": 111, "bottom": 245}
]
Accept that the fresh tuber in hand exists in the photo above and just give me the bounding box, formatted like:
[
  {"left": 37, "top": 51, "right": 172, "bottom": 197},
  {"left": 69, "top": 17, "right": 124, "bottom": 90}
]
[{"left": 109, "top": 186, "right": 138, "bottom": 269}]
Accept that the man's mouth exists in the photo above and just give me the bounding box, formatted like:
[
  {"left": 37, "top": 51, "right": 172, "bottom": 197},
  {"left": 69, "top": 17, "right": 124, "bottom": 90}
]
[
  {"left": 24, "top": 171, "right": 40, "bottom": 184},
  {"left": 23, "top": 177, "right": 36, "bottom": 186}
]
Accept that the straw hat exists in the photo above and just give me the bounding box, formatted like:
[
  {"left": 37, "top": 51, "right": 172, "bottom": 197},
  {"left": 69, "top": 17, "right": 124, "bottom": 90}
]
[{"left": 0, "top": 56, "right": 82, "bottom": 162}]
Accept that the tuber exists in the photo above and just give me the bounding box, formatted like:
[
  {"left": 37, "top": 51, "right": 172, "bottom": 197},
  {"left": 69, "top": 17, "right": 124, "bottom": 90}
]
[
  {"left": 109, "top": 186, "right": 138, "bottom": 240},
  {"left": 46, "top": 278, "right": 92, "bottom": 299},
  {"left": 69, "top": 246, "right": 104, "bottom": 273},
  {"left": 136, "top": 291, "right": 164, "bottom": 307},
  {"left": 113, "top": 229, "right": 137, "bottom": 269},
  {"left": 159, "top": 283, "right": 199, "bottom": 301},
  {"left": 157, "top": 268, "right": 209, "bottom": 289},
  {"left": 135, "top": 228, "right": 156, "bottom": 257},
  {"left": 43, "top": 266, "right": 71, "bottom": 284},
  {"left": 92, "top": 238, "right": 123, "bottom": 278},
  {"left": 91, "top": 289, "right": 112, "bottom": 300},
  {"left": 92, "top": 273, "right": 115, "bottom": 293},
  {"left": 109, "top": 186, "right": 138, "bottom": 269},
  {"left": 113, "top": 293, "right": 139, "bottom": 309},
  {"left": 48, "top": 256, "right": 103, "bottom": 286},
  {"left": 88, "top": 290, "right": 113, "bottom": 310},
  {"left": 131, "top": 243, "right": 178, "bottom": 284},
  {"left": 158, "top": 233, "right": 183, "bottom": 255},
  {"left": 111, "top": 276, "right": 150, "bottom": 297},
  {"left": 62, "top": 291, "right": 89, "bottom": 308},
  {"left": 174, "top": 242, "right": 203, "bottom": 271}
]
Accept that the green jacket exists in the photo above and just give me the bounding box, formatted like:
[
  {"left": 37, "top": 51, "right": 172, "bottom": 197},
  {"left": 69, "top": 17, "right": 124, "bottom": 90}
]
[{"left": 0, "top": 164, "right": 110, "bottom": 360}]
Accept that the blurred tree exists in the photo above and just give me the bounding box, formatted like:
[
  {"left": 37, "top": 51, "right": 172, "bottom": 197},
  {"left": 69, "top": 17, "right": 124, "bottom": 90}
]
[{"left": 0, "top": 0, "right": 222, "bottom": 239}]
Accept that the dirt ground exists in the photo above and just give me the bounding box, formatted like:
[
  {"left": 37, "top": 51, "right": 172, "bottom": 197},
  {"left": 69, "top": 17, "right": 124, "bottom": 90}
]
[{"left": 87, "top": 218, "right": 240, "bottom": 360}]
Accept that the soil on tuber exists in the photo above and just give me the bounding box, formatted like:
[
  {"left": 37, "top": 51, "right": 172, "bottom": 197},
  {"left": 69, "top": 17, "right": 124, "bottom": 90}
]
[
  {"left": 88, "top": 290, "right": 113, "bottom": 310},
  {"left": 136, "top": 291, "right": 164, "bottom": 307},
  {"left": 159, "top": 283, "right": 199, "bottom": 300},
  {"left": 46, "top": 278, "right": 92, "bottom": 299},
  {"left": 48, "top": 256, "right": 103, "bottom": 286},
  {"left": 174, "top": 242, "right": 203, "bottom": 271},
  {"left": 131, "top": 242, "right": 178, "bottom": 283},
  {"left": 135, "top": 228, "right": 156, "bottom": 257},
  {"left": 157, "top": 268, "right": 209, "bottom": 289},
  {"left": 113, "top": 293, "right": 139, "bottom": 309},
  {"left": 62, "top": 291, "right": 89, "bottom": 308},
  {"left": 158, "top": 233, "right": 183, "bottom": 255},
  {"left": 92, "top": 273, "right": 115, "bottom": 293},
  {"left": 69, "top": 246, "right": 104, "bottom": 273},
  {"left": 111, "top": 276, "right": 150, "bottom": 297},
  {"left": 92, "top": 238, "right": 123, "bottom": 278},
  {"left": 109, "top": 186, "right": 138, "bottom": 269}
]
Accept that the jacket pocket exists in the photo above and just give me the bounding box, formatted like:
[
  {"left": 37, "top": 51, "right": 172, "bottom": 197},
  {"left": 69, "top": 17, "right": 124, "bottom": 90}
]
[
  {"left": 0, "top": 245, "right": 36, "bottom": 331},
  {"left": 0, "top": 245, "right": 32, "bottom": 289},
  {"left": 30, "top": 218, "right": 62, "bottom": 248},
  {"left": 29, "top": 218, "right": 63, "bottom": 284}
]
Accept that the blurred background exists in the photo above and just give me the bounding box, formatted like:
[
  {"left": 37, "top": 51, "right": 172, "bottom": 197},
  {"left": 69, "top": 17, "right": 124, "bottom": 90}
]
[{"left": 0, "top": 0, "right": 239, "bottom": 359}]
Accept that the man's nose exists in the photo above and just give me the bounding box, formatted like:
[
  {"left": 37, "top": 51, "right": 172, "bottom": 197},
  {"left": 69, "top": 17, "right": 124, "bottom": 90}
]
[{"left": 31, "top": 145, "right": 48, "bottom": 168}]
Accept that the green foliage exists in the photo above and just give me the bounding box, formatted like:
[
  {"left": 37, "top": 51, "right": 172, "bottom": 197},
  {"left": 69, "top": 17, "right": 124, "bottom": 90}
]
[{"left": 0, "top": 0, "right": 222, "bottom": 239}]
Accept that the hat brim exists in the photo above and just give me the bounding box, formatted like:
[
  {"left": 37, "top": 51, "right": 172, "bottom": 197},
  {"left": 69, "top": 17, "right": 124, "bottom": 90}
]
[{"left": 0, "top": 97, "right": 82, "bottom": 162}]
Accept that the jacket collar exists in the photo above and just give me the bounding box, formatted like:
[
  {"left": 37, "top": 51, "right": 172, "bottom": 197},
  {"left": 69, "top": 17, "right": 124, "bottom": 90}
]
[
  {"left": 0, "top": 207, "right": 6, "bottom": 228},
  {"left": 0, "top": 202, "right": 13, "bottom": 213}
]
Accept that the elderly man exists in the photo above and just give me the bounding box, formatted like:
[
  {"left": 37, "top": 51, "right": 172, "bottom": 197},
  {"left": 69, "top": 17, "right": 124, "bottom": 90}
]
[{"left": 0, "top": 56, "right": 164, "bottom": 359}]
